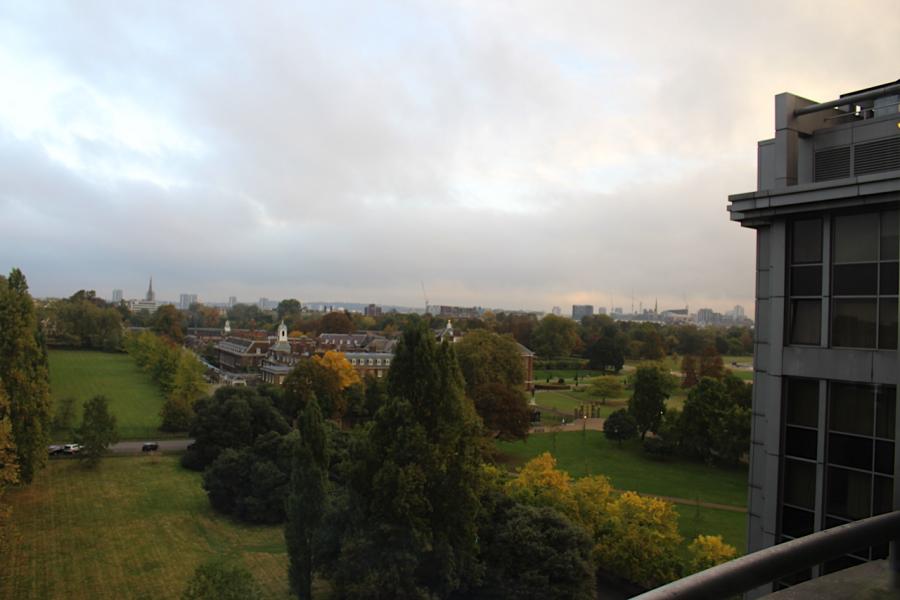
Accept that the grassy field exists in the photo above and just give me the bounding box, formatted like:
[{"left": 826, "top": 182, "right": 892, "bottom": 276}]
[
  {"left": 0, "top": 455, "right": 295, "bottom": 600},
  {"left": 533, "top": 369, "right": 608, "bottom": 383},
  {"left": 676, "top": 504, "right": 747, "bottom": 553},
  {"left": 497, "top": 431, "right": 747, "bottom": 508},
  {"left": 48, "top": 350, "right": 168, "bottom": 440}
]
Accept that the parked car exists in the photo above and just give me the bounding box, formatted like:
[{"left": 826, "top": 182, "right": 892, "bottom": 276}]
[
  {"left": 48, "top": 445, "right": 64, "bottom": 456},
  {"left": 62, "top": 443, "right": 82, "bottom": 454},
  {"left": 141, "top": 442, "right": 159, "bottom": 452}
]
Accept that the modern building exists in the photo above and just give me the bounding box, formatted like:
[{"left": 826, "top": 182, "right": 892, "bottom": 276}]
[
  {"left": 179, "top": 293, "right": 198, "bottom": 310},
  {"left": 111, "top": 289, "right": 123, "bottom": 303},
  {"left": 572, "top": 304, "right": 594, "bottom": 321},
  {"left": 364, "top": 303, "right": 383, "bottom": 317},
  {"left": 551, "top": 306, "right": 562, "bottom": 316},
  {"left": 728, "top": 79, "right": 900, "bottom": 595}
]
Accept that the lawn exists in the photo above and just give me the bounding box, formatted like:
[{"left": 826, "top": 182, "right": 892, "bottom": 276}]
[
  {"left": 48, "top": 350, "right": 168, "bottom": 440},
  {"left": 676, "top": 504, "right": 747, "bottom": 554},
  {"left": 535, "top": 389, "right": 684, "bottom": 417},
  {"left": 497, "top": 431, "right": 747, "bottom": 508},
  {"left": 534, "top": 369, "right": 608, "bottom": 383},
  {"left": 0, "top": 455, "right": 297, "bottom": 600}
]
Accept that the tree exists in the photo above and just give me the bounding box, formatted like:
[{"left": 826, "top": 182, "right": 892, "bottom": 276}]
[
  {"left": 0, "top": 384, "right": 19, "bottom": 556},
  {"left": 333, "top": 319, "right": 482, "bottom": 598},
  {"left": 681, "top": 354, "right": 699, "bottom": 388},
  {"left": 320, "top": 311, "right": 354, "bottom": 334},
  {"left": 686, "top": 535, "right": 738, "bottom": 574},
  {"left": 285, "top": 398, "right": 328, "bottom": 600},
  {"left": 0, "top": 269, "right": 52, "bottom": 483},
  {"left": 628, "top": 364, "right": 672, "bottom": 440},
  {"left": 470, "top": 383, "right": 531, "bottom": 441},
  {"left": 531, "top": 315, "right": 579, "bottom": 359},
  {"left": 588, "top": 375, "right": 624, "bottom": 404},
  {"left": 698, "top": 345, "right": 725, "bottom": 380},
  {"left": 76, "top": 396, "right": 119, "bottom": 468},
  {"left": 313, "top": 351, "right": 361, "bottom": 390},
  {"left": 52, "top": 396, "right": 77, "bottom": 434},
  {"left": 182, "top": 387, "right": 290, "bottom": 471},
  {"left": 181, "top": 561, "right": 264, "bottom": 600},
  {"left": 454, "top": 330, "right": 525, "bottom": 394},
  {"left": 585, "top": 335, "right": 625, "bottom": 372},
  {"left": 152, "top": 304, "right": 185, "bottom": 344},
  {"left": 282, "top": 358, "right": 346, "bottom": 422},
  {"left": 277, "top": 298, "right": 302, "bottom": 321},
  {"left": 161, "top": 352, "right": 208, "bottom": 431},
  {"left": 678, "top": 377, "right": 750, "bottom": 465},
  {"left": 603, "top": 409, "right": 638, "bottom": 446}
]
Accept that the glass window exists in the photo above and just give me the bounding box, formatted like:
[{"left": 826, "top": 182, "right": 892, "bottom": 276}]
[
  {"left": 790, "top": 300, "right": 821, "bottom": 345},
  {"left": 786, "top": 379, "right": 819, "bottom": 427},
  {"left": 833, "top": 264, "right": 877, "bottom": 295},
  {"left": 792, "top": 219, "right": 823, "bottom": 263},
  {"left": 781, "top": 505, "right": 815, "bottom": 538},
  {"left": 875, "top": 440, "right": 894, "bottom": 475},
  {"left": 880, "top": 299, "right": 898, "bottom": 350},
  {"left": 880, "top": 263, "right": 899, "bottom": 295},
  {"left": 881, "top": 210, "right": 899, "bottom": 260},
  {"left": 783, "top": 459, "right": 816, "bottom": 509},
  {"left": 875, "top": 387, "right": 896, "bottom": 440},
  {"left": 874, "top": 475, "right": 893, "bottom": 515},
  {"left": 832, "top": 299, "right": 877, "bottom": 347},
  {"left": 828, "top": 433, "right": 873, "bottom": 471},
  {"left": 791, "top": 266, "right": 823, "bottom": 296},
  {"left": 830, "top": 383, "right": 874, "bottom": 436},
  {"left": 834, "top": 213, "right": 879, "bottom": 262},
  {"left": 786, "top": 427, "right": 817, "bottom": 460},
  {"left": 827, "top": 467, "right": 872, "bottom": 520}
]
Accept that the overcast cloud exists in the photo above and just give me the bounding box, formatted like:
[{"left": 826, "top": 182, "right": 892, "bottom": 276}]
[{"left": 2, "top": 1, "right": 899, "bottom": 313}]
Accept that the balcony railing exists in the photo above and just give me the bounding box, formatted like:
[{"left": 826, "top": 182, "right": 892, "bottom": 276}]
[{"left": 632, "top": 510, "right": 900, "bottom": 599}]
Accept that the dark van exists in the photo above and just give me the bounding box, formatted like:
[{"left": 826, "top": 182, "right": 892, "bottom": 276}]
[{"left": 142, "top": 442, "right": 159, "bottom": 452}]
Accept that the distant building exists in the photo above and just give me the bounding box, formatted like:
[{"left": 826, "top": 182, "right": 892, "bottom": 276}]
[
  {"left": 572, "top": 305, "right": 594, "bottom": 321},
  {"left": 111, "top": 289, "right": 123, "bottom": 303},
  {"left": 345, "top": 352, "right": 394, "bottom": 379},
  {"left": 179, "top": 293, "right": 198, "bottom": 310},
  {"left": 437, "top": 305, "right": 482, "bottom": 319},
  {"left": 132, "top": 277, "right": 159, "bottom": 314},
  {"left": 364, "top": 303, "right": 383, "bottom": 317},
  {"left": 597, "top": 307, "right": 607, "bottom": 315},
  {"left": 551, "top": 306, "right": 562, "bottom": 316},
  {"left": 228, "top": 296, "right": 237, "bottom": 308}
]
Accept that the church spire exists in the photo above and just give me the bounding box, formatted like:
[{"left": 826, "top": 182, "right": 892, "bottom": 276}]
[{"left": 146, "top": 277, "right": 155, "bottom": 302}]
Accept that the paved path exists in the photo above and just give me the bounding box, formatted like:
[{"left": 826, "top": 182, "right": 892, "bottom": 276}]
[
  {"left": 618, "top": 491, "right": 747, "bottom": 513},
  {"left": 110, "top": 439, "right": 193, "bottom": 454}
]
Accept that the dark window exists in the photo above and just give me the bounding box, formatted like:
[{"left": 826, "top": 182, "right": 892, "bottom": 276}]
[
  {"left": 826, "top": 467, "right": 872, "bottom": 520},
  {"left": 880, "top": 263, "right": 899, "bottom": 294},
  {"left": 822, "top": 554, "right": 865, "bottom": 575},
  {"left": 875, "top": 387, "right": 896, "bottom": 440},
  {"left": 829, "top": 383, "right": 874, "bottom": 436},
  {"left": 783, "top": 459, "right": 816, "bottom": 509},
  {"left": 832, "top": 299, "right": 877, "bottom": 348},
  {"left": 833, "top": 264, "right": 877, "bottom": 295},
  {"left": 879, "top": 299, "right": 898, "bottom": 350},
  {"left": 874, "top": 475, "right": 893, "bottom": 515},
  {"left": 834, "top": 213, "right": 879, "bottom": 262},
  {"left": 791, "top": 265, "right": 823, "bottom": 296},
  {"left": 793, "top": 219, "right": 823, "bottom": 263},
  {"left": 881, "top": 210, "right": 899, "bottom": 260},
  {"left": 786, "top": 427, "right": 818, "bottom": 460},
  {"left": 786, "top": 379, "right": 819, "bottom": 428},
  {"left": 790, "top": 300, "right": 821, "bottom": 345},
  {"left": 781, "top": 505, "right": 815, "bottom": 538},
  {"left": 828, "top": 434, "right": 873, "bottom": 471}
]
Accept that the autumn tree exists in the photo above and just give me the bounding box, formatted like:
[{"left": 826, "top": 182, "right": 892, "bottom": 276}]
[
  {"left": 589, "top": 375, "right": 624, "bottom": 404},
  {"left": 161, "top": 351, "right": 208, "bottom": 432},
  {"left": 0, "top": 269, "right": 52, "bottom": 483},
  {"left": 320, "top": 311, "right": 354, "bottom": 334},
  {"left": 0, "top": 383, "right": 19, "bottom": 556},
  {"left": 285, "top": 398, "right": 328, "bottom": 600},
  {"left": 313, "top": 351, "right": 361, "bottom": 390},
  {"left": 470, "top": 383, "right": 531, "bottom": 441},
  {"left": 628, "top": 364, "right": 673, "bottom": 440},
  {"left": 698, "top": 345, "right": 725, "bottom": 380},
  {"left": 687, "top": 534, "right": 738, "bottom": 573},
  {"left": 76, "top": 395, "right": 119, "bottom": 468},
  {"left": 681, "top": 354, "right": 699, "bottom": 388},
  {"left": 282, "top": 358, "right": 345, "bottom": 422},
  {"left": 152, "top": 304, "right": 186, "bottom": 344}
]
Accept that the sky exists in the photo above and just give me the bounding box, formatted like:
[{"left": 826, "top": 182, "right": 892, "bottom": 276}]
[{"left": 2, "top": 1, "right": 899, "bottom": 314}]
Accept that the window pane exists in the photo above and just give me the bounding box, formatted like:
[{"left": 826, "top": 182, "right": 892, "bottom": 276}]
[
  {"left": 828, "top": 433, "right": 873, "bottom": 470},
  {"left": 781, "top": 505, "right": 815, "bottom": 537},
  {"left": 792, "top": 219, "right": 823, "bottom": 264},
  {"left": 790, "top": 300, "right": 821, "bottom": 345},
  {"left": 830, "top": 383, "right": 873, "bottom": 436},
  {"left": 783, "top": 458, "right": 817, "bottom": 509},
  {"left": 786, "top": 379, "right": 819, "bottom": 427},
  {"left": 832, "top": 263, "right": 877, "bottom": 295},
  {"left": 882, "top": 210, "right": 899, "bottom": 260},
  {"left": 880, "top": 299, "right": 898, "bottom": 350},
  {"left": 875, "top": 440, "right": 894, "bottom": 475},
  {"left": 791, "top": 265, "right": 822, "bottom": 296},
  {"left": 786, "top": 427, "right": 818, "bottom": 460},
  {"left": 876, "top": 386, "right": 896, "bottom": 440},
  {"left": 874, "top": 475, "right": 893, "bottom": 515},
  {"left": 827, "top": 467, "right": 872, "bottom": 520},
  {"left": 880, "top": 262, "right": 898, "bottom": 295},
  {"left": 823, "top": 554, "right": 865, "bottom": 575},
  {"left": 832, "top": 299, "right": 877, "bottom": 348},
  {"left": 834, "top": 213, "right": 879, "bottom": 263}
]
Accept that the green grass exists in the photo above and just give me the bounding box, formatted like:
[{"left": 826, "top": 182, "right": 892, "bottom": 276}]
[
  {"left": 48, "top": 350, "right": 169, "bottom": 440},
  {"left": 0, "top": 455, "right": 300, "bottom": 600},
  {"left": 534, "top": 369, "right": 608, "bottom": 383},
  {"left": 497, "top": 431, "right": 747, "bottom": 508},
  {"left": 676, "top": 504, "right": 747, "bottom": 554}
]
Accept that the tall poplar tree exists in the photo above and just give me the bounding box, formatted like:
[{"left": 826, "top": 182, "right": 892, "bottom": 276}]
[
  {"left": 285, "top": 397, "right": 327, "bottom": 599},
  {"left": 0, "top": 269, "right": 52, "bottom": 483},
  {"left": 335, "top": 319, "right": 482, "bottom": 598}
]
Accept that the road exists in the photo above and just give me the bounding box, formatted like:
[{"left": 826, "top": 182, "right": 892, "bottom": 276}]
[{"left": 109, "top": 439, "right": 193, "bottom": 454}]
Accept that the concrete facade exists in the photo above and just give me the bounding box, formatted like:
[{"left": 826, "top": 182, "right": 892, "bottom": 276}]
[{"left": 729, "top": 80, "right": 900, "bottom": 596}]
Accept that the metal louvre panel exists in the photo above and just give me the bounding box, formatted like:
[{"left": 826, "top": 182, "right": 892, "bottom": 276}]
[
  {"left": 854, "top": 137, "right": 900, "bottom": 176},
  {"left": 815, "top": 146, "right": 851, "bottom": 182}
]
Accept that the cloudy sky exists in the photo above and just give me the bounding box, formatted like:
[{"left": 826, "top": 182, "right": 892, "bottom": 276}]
[{"left": 2, "top": 1, "right": 899, "bottom": 313}]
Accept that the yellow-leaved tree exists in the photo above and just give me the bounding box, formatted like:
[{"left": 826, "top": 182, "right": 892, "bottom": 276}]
[
  {"left": 505, "top": 452, "right": 577, "bottom": 515},
  {"left": 0, "top": 383, "right": 19, "bottom": 556},
  {"left": 687, "top": 534, "right": 738, "bottom": 573},
  {"left": 313, "top": 351, "right": 361, "bottom": 389}
]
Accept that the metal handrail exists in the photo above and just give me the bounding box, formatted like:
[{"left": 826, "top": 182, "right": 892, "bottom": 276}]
[
  {"left": 794, "top": 81, "right": 900, "bottom": 116},
  {"left": 632, "top": 510, "right": 900, "bottom": 599}
]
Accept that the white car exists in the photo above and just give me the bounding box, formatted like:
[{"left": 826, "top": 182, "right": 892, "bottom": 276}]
[{"left": 62, "top": 443, "right": 82, "bottom": 454}]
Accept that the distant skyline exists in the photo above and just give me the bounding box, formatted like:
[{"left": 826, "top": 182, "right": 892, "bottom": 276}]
[{"left": 2, "top": 2, "right": 900, "bottom": 314}]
